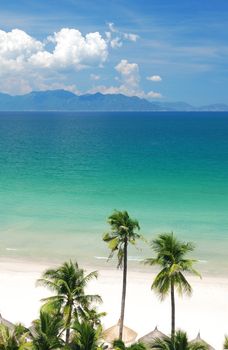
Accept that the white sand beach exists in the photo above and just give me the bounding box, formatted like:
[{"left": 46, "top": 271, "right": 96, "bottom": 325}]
[{"left": 0, "top": 259, "right": 227, "bottom": 349}]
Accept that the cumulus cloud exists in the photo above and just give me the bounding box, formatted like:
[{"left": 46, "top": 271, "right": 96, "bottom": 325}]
[
  {"left": 30, "top": 28, "right": 108, "bottom": 69},
  {"left": 0, "top": 27, "right": 158, "bottom": 99},
  {"left": 147, "top": 75, "right": 162, "bottom": 82},
  {"left": 89, "top": 59, "right": 162, "bottom": 100},
  {"left": 0, "top": 29, "right": 43, "bottom": 77},
  {"left": 0, "top": 29, "right": 43, "bottom": 61},
  {"left": 0, "top": 28, "right": 108, "bottom": 72},
  {"left": 0, "top": 28, "right": 108, "bottom": 94}
]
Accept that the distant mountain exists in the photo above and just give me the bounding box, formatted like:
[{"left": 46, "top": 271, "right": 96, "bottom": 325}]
[
  {"left": 198, "top": 103, "right": 228, "bottom": 111},
  {"left": 0, "top": 90, "right": 227, "bottom": 111}
]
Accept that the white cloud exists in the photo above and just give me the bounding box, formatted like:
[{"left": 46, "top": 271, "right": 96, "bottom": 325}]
[
  {"left": 145, "top": 91, "right": 162, "bottom": 99},
  {"left": 106, "top": 22, "right": 139, "bottom": 50},
  {"left": 89, "top": 59, "right": 161, "bottom": 100},
  {"left": 115, "top": 59, "right": 139, "bottom": 76},
  {"left": 0, "top": 29, "right": 43, "bottom": 61},
  {"left": 147, "top": 75, "right": 162, "bottom": 82},
  {"left": 30, "top": 28, "right": 108, "bottom": 69},
  {"left": 90, "top": 73, "right": 100, "bottom": 81},
  {"left": 105, "top": 31, "right": 111, "bottom": 42},
  {"left": 0, "top": 28, "right": 108, "bottom": 94},
  {"left": 123, "top": 33, "right": 139, "bottom": 42},
  {"left": 110, "top": 37, "right": 123, "bottom": 49}
]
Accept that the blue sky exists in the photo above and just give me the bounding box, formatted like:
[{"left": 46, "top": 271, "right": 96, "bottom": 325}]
[{"left": 0, "top": 0, "right": 227, "bottom": 105}]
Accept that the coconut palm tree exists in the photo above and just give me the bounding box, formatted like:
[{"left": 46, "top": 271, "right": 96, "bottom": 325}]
[
  {"left": 103, "top": 210, "right": 141, "bottom": 340},
  {"left": 0, "top": 323, "right": 31, "bottom": 350},
  {"left": 145, "top": 233, "right": 200, "bottom": 340},
  {"left": 82, "top": 308, "right": 106, "bottom": 329},
  {"left": 150, "top": 330, "right": 208, "bottom": 350},
  {"left": 69, "top": 321, "right": 105, "bottom": 350},
  {"left": 30, "top": 311, "right": 64, "bottom": 350},
  {"left": 37, "top": 261, "right": 102, "bottom": 344}
]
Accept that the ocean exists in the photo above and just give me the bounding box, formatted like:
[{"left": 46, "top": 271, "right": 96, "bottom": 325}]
[{"left": 0, "top": 111, "right": 227, "bottom": 275}]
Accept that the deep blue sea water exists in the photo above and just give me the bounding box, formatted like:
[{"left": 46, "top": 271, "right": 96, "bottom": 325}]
[{"left": 0, "top": 112, "right": 227, "bottom": 274}]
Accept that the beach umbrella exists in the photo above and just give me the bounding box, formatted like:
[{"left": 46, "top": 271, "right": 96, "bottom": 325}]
[
  {"left": 102, "top": 320, "right": 137, "bottom": 344},
  {"left": 0, "top": 313, "right": 15, "bottom": 331},
  {"left": 190, "top": 332, "right": 215, "bottom": 350},
  {"left": 138, "top": 326, "right": 166, "bottom": 345}
]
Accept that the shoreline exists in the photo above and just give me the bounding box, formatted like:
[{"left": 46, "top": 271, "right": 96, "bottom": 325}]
[{"left": 0, "top": 258, "right": 227, "bottom": 349}]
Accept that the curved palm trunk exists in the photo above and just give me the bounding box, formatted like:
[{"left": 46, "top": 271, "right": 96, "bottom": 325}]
[
  {"left": 171, "top": 280, "right": 175, "bottom": 341},
  {"left": 119, "top": 239, "right": 128, "bottom": 340}
]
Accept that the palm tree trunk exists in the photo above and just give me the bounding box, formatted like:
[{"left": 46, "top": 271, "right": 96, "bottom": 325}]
[
  {"left": 171, "top": 279, "right": 175, "bottom": 341},
  {"left": 119, "top": 238, "right": 128, "bottom": 340},
  {"left": 66, "top": 302, "right": 73, "bottom": 344}
]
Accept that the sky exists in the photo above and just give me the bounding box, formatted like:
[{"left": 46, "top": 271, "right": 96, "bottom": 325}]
[{"left": 0, "top": 0, "right": 227, "bottom": 105}]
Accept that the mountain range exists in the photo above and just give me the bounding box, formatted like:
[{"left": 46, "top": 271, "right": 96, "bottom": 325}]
[{"left": 0, "top": 90, "right": 227, "bottom": 111}]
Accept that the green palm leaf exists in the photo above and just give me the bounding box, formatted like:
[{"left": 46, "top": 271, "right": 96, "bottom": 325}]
[{"left": 145, "top": 233, "right": 201, "bottom": 337}]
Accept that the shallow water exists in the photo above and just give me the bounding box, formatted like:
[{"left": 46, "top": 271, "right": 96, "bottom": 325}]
[{"left": 0, "top": 112, "right": 227, "bottom": 275}]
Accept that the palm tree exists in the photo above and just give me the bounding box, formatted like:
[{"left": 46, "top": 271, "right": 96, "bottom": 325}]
[
  {"left": 82, "top": 308, "right": 106, "bottom": 329},
  {"left": 145, "top": 233, "right": 200, "bottom": 340},
  {"left": 103, "top": 210, "right": 141, "bottom": 340},
  {"left": 69, "top": 321, "right": 104, "bottom": 350},
  {"left": 150, "top": 330, "right": 208, "bottom": 350},
  {"left": 0, "top": 323, "right": 31, "bottom": 350},
  {"left": 37, "top": 261, "right": 102, "bottom": 344},
  {"left": 30, "top": 311, "right": 64, "bottom": 350}
]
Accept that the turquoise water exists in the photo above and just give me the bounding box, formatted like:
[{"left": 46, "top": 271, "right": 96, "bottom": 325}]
[{"left": 0, "top": 112, "right": 227, "bottom": 275}]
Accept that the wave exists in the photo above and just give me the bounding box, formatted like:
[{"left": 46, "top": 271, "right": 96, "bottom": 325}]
[{"left": 6, "top": 248, "right": 18, "bottom": 251}]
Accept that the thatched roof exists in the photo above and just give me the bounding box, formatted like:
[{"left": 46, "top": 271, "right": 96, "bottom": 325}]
[
  {"left": 190, "top": 332, "right": 215, "bottom": 350},
  {"left": 138, "top": 326, "right": 167, "bottom": 345},
  {"left": 0, "top": 314, "right": 15, "bottom": 331},
  {"left": 102, "top": 320, "right": 137, "bottom": 344}
]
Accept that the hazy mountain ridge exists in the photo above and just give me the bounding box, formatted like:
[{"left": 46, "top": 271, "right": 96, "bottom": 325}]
[{"left": 0, "top": 90, "right": 227, "bottom": 111}]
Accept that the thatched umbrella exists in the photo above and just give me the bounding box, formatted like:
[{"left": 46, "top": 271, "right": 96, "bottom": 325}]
[
  {"left": 138, "top": 326, "right": 167, "bottom": 345},
  {"left": 0, "top": 313, "right": 15, "bottom": 331},
  {"left": 102, "top": 320, "right": 137, "bottom": 344},
  {"left": 190, "top": 332, "right": 215, "bottom": 350}
]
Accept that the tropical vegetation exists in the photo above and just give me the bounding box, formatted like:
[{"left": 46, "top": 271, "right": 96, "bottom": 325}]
[
  {"left": 37, "top": 261, "right": 102, "bottom": 344},
  {"left": 103, "top": 210, "right": 141, "bottom": 340},
  {"left": 0, "top": 323, "right": 31, "bottom": 350},
  {"left": 0, "top": 213, "right": 220, "bottom": 349},
  {"left": 150, "top": 330, "right": 208, "bottom": 350},
  {"left": 144, "top": 232, "right": 201, "bottom": 339}
]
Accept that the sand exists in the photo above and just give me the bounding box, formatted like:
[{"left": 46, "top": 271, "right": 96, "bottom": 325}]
[{"left": 0, "top": 259, "right": 227, "bottom": 349}]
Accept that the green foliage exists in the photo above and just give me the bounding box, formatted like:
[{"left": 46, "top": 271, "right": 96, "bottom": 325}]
[
  {"left": 145, "top": 232, "right": 200, "bottom": 300},
  {"left": 31, "top": 311, "right": 64, "bottom": 350},
  {"left": 69, "top": 321, "right": 105, "bottom": 350},
  {"left": 37, "top": 261, "right": 102, "bottom": 343},
  {"left": 82, "top": 308, "right": 106, "bottom": 329},
  {"left": 112, "top": 339, "right": 146, "bottom": 350},
  {"left": 103, "top": 210, "right": 142, "bottom": 340},
  {"left": 103, "top": 210, "right": 141, "bottom": 268},
  {"left": 150, "top": 330, "right": 208, "bottom": 350},
  {"left": 0, "top": 323, "right": 31, "bottom": 350}
]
